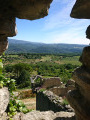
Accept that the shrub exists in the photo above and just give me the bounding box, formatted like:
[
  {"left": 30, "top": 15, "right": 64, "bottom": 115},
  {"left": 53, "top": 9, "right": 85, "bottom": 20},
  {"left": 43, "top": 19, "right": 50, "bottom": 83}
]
[
  {"left": 17, "top": 70, "right": 31, "bottom": 88},
  {"left": 0, "top": 56, "right": 30, "bottom": 119}
]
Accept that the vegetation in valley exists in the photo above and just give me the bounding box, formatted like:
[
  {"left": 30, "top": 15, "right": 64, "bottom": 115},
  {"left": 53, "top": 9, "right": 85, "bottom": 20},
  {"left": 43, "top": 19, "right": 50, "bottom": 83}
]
[
  {"left": 0, "top": 40, "right": 86, "bottom": 118},
  {"left": 0, "top": 52, "right": 81, "bottom": 118},
  {"left": 2, "top": 53, "right": 81, "bottom": 88}
]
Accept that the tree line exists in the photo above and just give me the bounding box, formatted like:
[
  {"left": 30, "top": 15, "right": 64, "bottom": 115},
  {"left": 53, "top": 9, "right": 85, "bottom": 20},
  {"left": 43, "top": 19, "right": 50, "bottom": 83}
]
[{"left": 3, "top": 62, "right": 78, "bottom": 88}]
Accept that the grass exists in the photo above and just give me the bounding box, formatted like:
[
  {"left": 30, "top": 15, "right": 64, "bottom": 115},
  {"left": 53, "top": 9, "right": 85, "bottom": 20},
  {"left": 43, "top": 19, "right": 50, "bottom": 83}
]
[
  {"left": 3, "top": 54, "right": 81, "bottom": 66},
  {"left": 40, "top": 55, "right": 52, "bottom": 62},
  {"left": 31, "top": 71, "right": 38, "bottom": 76},
  {"left": 7, "top": 55, "right": 19, "bottom": 58},
  {"left": 60, "top": 56, "right": 81, "bottom": 65},
  {"left": 16, "top": 86, "right": 31, "bottom": 91},
  {"left": 62, "top": 98, "right": 69, "bottom": 105}
]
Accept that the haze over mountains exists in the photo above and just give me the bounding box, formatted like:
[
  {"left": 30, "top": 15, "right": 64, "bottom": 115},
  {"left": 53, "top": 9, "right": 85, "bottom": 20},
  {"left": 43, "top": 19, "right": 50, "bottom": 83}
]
[{"left": 6, "top": 39, "right": 87, "bottom": 54}]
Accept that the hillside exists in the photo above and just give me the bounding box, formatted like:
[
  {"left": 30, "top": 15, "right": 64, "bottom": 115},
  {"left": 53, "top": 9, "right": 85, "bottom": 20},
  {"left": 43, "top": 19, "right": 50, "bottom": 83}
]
[{"left": 6, "top": 39, "right": 87, "bottom": 54}]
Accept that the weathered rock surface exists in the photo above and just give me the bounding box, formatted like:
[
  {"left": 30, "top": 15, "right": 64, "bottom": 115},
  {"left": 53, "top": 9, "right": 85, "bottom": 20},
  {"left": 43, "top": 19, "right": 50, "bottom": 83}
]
[
  {"left": 0, "top": 111, "right": 75, "bottom": 120},
  {"left": 70, "top": 0, "right": 90, "bottom": 19},
  {"left": 79, "top": 46, "right": 90, "bottom": 68},
  {"left": 0, "top": 0, "right": 52, "bottom": 55},
  {"left": 0, "top": 0, "right": 52, "bottom": 20},
  {"left": 86, "top": 25, "right": 90, "bottom": 39},
  {"left": 42, "top": 77, "right": 62, "bottom": 89},
  {"left": 0, "top": 87, "right": 9, "bottom": 117},
  {"left": 48, "top": 79, "right": 75, "bottom": 97},
  {"left": 55, "top": 112, "right": 75, "bottom": 120},
  {"left": 66, "top": 79, "right": 75, "bottom": 91},
  {"left": 67, "top": 90, "right": 90, "bottom": 120},
  {"left": 0, "top": 17, "right": 17, "bottom": 37},
  {"left": 36, "top": 90, "right": 74, "bottom": 112},
  {"left": 0, "top": 112, "right": 8, "bottom": 120},
  {"left": 73, "top": 66, "right": 90, "bottom": 89},
  {"left": 36, "top": 90, "right": 64, "bottom": 112},
  {"left": 67, "top": 46, "right": 90, "bottom": 120},
  {"left": 50, "top": 87, "right": 67, "bottom": 97},
  {"left": 0, "top": 36, "right": 8, "bottom": 55},
  {"left": 73, "top": 67, "right": 90, "bottom": 101},
  {"left": 66, "top": 79, "right": 75, "bottom": 87},
  {"left": 13, "top": 111, "right": 75, "bottom": 120},
  {"left": 13, "top": 113, "right": 22, "bottom": 120},
  {"left": 12, "top": 0, "right": 52, "bottom": 20},
  {"left": 21, "top": 111, "right": 55, "bottom": 120}
]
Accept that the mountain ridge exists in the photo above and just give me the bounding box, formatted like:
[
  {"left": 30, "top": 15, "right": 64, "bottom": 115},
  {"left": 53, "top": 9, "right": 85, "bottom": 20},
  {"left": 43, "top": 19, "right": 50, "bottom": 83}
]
[{"left": 6, "top": 39, "right": 87, "bottom": 54}]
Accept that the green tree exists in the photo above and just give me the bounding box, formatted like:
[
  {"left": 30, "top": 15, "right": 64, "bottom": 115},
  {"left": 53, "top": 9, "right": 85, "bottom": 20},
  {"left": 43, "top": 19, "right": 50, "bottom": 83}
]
[
  {"left": 17, "top": 70, "right": 31, "bottom": 88},
  {"left": 4, "top": 64, "right": 13, "bottom": 73},
  {"left": 13, "top": 63, "right": 32, "bottom": 78}
]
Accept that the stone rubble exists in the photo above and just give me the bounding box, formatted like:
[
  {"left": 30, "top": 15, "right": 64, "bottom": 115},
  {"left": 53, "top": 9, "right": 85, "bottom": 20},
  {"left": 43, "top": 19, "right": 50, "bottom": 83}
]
[{"left": 13, "top": 111, "right": 75, "bottom": 120}]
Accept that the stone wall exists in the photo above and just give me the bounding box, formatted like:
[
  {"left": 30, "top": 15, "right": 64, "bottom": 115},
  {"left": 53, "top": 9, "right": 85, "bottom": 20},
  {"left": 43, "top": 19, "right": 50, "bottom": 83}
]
[
  {"left": 50, "top": 87, "right": 67, "bottom": 97},
  {"left": 42, "top": 77, "right": 62, "bottom": 89},
  {"left": 36, "top": 90, "right": 73, "bottom": 112},
  {"left": 49, "top": 79, "right": 75, "bottom": 97},
  {"left": 0, "top": 88, "right": 75, "bottom": 120}
]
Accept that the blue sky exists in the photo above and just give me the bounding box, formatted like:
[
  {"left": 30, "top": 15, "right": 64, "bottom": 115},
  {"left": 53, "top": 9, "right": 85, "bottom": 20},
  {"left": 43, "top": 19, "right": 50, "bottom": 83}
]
[{"left": 10, "top": 0, "right": 90, "bottom": 44}]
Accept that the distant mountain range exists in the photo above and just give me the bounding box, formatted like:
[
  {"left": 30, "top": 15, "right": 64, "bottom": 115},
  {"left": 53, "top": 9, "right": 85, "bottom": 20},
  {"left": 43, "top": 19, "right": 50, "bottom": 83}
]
[{"left": 6, "top": 39, "right": 87, "bottom": 54}]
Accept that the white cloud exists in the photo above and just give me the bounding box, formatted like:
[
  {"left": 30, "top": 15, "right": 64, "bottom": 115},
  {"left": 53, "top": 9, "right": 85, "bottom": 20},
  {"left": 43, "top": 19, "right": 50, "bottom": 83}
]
[
  {"left": 42, "top": 26, "right": 90, "bottom": 44},
  {"left": 13, "top": 0, "right": 90, "bottom": 45},
  {"left": 44, "top": 0, "right": 89, "bottom": 30},
  {"left": 43, "top": 0, "right": 76, "bottom": 30},
  {"left": 42, "top": 0, "right": 90, "bottom": 44},
  {"left": 51, "top": 32, "right": 89, "bottom": 44}
]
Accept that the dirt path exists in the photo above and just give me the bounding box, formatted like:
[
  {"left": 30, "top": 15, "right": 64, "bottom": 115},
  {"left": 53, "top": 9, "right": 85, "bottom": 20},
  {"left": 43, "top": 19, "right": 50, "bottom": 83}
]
[{"left": 21, "top": 97, "right": 36, "bottom": 110}]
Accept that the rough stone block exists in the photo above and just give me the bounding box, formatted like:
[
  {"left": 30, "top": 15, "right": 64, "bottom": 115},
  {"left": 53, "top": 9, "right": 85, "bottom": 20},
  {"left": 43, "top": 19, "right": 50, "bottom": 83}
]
[
  {"left": 70, "top": 0, "right": 90, "bottom": 19},
  {"left": 0, "top": 36, "right": 8, "bottom": 55},
  {"left": 50, "top": 87, "right": 67, "bottom": 97},
  {"left": 20, "top": 111, "right": 75, "bottom": 120},
  {"left": 11, "top": 0, "right": 52, "bottom": 20},
  {"left": 0, "top": 17, "right": 17, "bottom": 37},
  {"left": 42, "top": 77, "right": 62, "bottom": 89},
  {"left": 0, "top": 87, "right": 9, "bottom": 116},
  {"left": 79, "top": 46, "right": 90, "bottom": 68},
  {"left": 67, "top": 90, "right": 90, "bottom": 120}
]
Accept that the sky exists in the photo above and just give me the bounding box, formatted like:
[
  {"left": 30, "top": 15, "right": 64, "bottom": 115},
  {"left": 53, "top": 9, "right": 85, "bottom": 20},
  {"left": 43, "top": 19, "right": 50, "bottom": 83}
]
[{"left": 10, "top": 0, "right": 90, "bottom": 44}]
